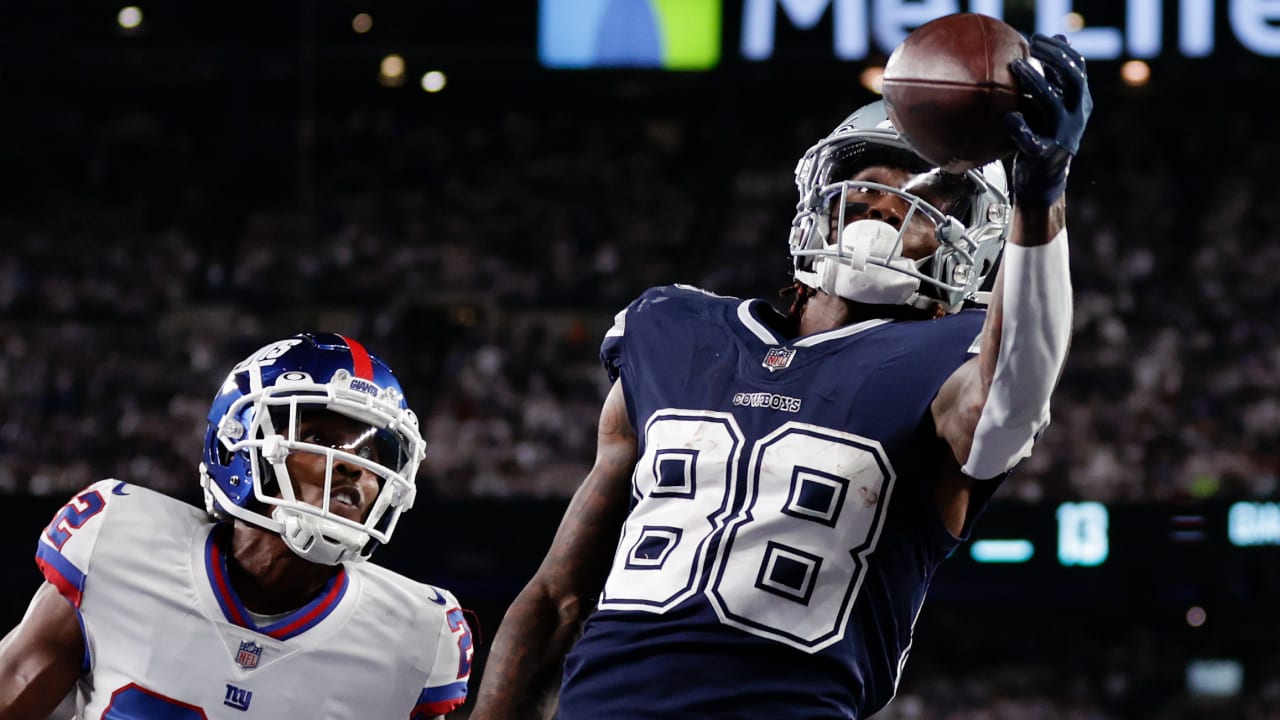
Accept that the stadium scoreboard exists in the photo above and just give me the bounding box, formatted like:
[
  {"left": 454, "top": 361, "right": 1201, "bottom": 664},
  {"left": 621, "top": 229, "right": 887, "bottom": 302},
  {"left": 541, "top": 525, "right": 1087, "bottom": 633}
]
[{"left": 940, "top": 501, "right": 1280, "bottom": 606}]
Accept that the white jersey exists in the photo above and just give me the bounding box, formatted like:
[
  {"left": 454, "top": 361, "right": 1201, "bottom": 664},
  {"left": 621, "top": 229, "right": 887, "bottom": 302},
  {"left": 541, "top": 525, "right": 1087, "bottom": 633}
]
[{"left": 35, "top": 479, "right": 472, "bottom": 719}]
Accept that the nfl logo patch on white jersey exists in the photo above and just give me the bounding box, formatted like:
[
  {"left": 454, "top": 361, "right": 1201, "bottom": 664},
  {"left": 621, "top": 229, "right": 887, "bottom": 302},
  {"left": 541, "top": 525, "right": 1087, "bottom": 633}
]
[{"left": 235, "top": 640, "right": 263, "bottom": 669}]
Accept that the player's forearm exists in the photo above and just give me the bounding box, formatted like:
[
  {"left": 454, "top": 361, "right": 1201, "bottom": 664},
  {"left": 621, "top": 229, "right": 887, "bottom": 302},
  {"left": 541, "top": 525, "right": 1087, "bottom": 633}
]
[
  {"left": 1008, "top": 194, "right": 1066, "bottom": 248},
  {"left": 0, "top": 641, "right": 77, "bottom": 720},
  {"left": 0, "top": 679, "right": 66, "bottom": 720},
  {"left": 473, "top": 382, "right": 635, "bottom": 719},
  {"left": 961, "top": 198, "right": 1073, "bottom": 479},
  {"left": 471, "top": 585, "right": 586, "bottom": 720},
  {"left": 978, "top": 194, "right": 1068, "bottom": 366},
  {"left": 0, "top": 585, "right": 83, "bottom": 720}
]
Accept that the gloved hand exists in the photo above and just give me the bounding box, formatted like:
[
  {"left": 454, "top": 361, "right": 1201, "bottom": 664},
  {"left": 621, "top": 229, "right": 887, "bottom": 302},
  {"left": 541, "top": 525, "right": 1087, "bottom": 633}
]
[{"left": 1003, "top": 33, "right": 1093, "bottom": 207}]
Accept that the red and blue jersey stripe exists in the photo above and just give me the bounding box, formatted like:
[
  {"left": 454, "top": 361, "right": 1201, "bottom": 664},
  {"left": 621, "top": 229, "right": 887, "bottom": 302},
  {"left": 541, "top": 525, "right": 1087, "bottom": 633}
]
[
  {"left": 410, "top": 682, "right": 468, "bottom": 718},
  {"left": 35, "top": 541, "right": 87, "bottom": 607},
  {"left": 203, "top": 524, "right": 349, "bottom": 640}
]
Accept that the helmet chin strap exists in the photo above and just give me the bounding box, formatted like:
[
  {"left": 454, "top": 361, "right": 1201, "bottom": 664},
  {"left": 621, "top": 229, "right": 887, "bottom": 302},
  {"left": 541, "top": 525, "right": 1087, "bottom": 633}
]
[
  {"left": 812, "top": 219, "right": 922, "bottom": 305},
  {"left": 272, "top": 505, "right": 371, "bottom": 566},
  {"left": 257, "top": 435, "right": 372, "bottom": 566}
]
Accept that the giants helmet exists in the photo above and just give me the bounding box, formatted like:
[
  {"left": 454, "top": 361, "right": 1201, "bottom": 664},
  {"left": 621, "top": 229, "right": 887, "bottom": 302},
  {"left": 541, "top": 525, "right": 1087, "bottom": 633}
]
[
  {"left": 199, "top": 333, "right": 426, "bottom": 565},
  {"left": 788, "top": 100, "right": 1011, "bottom": 313}
]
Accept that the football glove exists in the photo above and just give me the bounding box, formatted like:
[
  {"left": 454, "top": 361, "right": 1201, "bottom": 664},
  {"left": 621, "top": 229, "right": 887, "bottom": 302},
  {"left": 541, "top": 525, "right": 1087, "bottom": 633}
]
[{"left": 1003, "top": 33, "right": 1093, "bottom": 207}]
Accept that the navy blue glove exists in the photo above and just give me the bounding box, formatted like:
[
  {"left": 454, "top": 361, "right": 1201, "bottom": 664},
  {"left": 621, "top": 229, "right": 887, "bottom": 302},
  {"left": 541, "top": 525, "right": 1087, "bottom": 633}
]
[{"left": 1003, "top": 33, "right": 1093, "bottom": 207}]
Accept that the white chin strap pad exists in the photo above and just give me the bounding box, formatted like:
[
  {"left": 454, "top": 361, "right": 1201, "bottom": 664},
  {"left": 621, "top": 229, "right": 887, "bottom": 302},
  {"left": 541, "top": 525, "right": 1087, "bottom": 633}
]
[
  {"left": 273, "top": 506, "right": 370, "bottom": 566},
  {"left": 963, "top": 229, "right": 1072, "bottom": 480},
  {"left": 814, "top": 220, "right": 921, "bottom": 305}
]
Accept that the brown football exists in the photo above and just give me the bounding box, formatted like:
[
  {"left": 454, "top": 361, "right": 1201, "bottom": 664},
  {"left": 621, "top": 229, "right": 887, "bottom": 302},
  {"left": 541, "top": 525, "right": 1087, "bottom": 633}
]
[{"left": 881, "top": 13, "right": 1029, "bottom": 173}]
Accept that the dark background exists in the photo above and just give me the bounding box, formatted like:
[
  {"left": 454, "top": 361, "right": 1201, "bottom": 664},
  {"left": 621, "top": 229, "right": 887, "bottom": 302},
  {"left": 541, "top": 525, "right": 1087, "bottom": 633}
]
[{"left": 3, "top": 2, "right": 1279, "bottom": 718}]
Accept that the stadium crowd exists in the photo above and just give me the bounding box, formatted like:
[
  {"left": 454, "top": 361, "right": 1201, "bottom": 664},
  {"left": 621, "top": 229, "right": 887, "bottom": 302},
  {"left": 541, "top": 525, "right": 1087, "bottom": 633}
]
[
  {"left": 3, "top": 57, "right": 1280, "bottom": 719},
  {"left": 2, "top": 83, "right": 1277, "bottom": 507}
]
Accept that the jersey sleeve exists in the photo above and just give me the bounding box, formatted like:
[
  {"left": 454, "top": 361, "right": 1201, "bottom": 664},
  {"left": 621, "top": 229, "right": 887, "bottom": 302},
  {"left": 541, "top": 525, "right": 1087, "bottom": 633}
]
[
  {"left": 600, "top": 301, "right": 632, "bottom": 384},
  {"left": 409, "top": 587, "right": 473, "bottom": 719},
  {"left": 35, "top": 479, "right": 123, "bottom": 607},
  {"left": 600, "top": 285, "right": 698, "bottom": 383}
]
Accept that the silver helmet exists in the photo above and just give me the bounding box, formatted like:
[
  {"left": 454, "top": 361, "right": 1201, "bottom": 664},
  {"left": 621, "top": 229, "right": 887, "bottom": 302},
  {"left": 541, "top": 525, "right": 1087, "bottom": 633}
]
[{"left": 788, "top": 100, "right": 1011, "bottom": 313}]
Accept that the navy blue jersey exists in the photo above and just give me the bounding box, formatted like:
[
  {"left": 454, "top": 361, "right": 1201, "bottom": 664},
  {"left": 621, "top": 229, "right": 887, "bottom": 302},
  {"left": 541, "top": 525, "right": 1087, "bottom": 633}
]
[{"left": 558, "top": 285, "right": 996, "bottom": 720}]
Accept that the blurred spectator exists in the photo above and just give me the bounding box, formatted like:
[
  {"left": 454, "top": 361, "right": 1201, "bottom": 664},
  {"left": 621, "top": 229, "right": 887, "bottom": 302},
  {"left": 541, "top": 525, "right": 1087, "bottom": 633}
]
[{"left": 3, "top": 74, "right": 1279, "bottom": 507}]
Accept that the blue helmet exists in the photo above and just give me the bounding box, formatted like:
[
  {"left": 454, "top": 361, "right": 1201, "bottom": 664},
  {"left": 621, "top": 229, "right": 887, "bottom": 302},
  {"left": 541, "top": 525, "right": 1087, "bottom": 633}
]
[{"left": 199, "top": 333, "right": 426, "bottom": 565}]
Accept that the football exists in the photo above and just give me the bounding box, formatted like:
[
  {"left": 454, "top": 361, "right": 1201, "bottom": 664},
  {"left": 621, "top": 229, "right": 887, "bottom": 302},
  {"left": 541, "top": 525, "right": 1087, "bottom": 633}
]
[{"left": 881, "top": 12, "right": 1029, "bottom": 173}]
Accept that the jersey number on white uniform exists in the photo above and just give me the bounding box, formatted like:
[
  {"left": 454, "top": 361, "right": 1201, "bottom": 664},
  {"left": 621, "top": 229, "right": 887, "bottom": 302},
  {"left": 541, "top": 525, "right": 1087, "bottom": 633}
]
[
  {"left": 600, "top": 411, "right": 896, "bottom": 653},
  {"left": 104, "top": 685, "right": 209, "bottom": 718}
]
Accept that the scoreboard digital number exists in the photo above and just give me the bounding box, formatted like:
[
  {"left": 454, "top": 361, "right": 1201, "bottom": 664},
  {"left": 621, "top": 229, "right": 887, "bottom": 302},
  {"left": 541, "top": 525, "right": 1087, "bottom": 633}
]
[
  {"left": 1227, "top": 501, "right": 1280, "bottom": 547},
  {"left": 1056, "top": 502, "right": 1109, "bottom": 566}
]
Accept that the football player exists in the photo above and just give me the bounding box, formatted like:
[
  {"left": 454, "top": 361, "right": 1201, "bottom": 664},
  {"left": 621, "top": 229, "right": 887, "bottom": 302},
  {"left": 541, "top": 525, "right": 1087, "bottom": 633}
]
[
  {"left": 0, "top": 333, "right": 473, "bottom": 719},
  {"left": 471, "top": 33, "right": 1090, "bottom": 720}
]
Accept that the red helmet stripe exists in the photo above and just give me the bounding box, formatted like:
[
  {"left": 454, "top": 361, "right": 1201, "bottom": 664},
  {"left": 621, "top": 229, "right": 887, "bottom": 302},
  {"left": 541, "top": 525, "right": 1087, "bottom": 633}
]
[{"left": 339, "top": 335, "right": 375, "bottom": 380}]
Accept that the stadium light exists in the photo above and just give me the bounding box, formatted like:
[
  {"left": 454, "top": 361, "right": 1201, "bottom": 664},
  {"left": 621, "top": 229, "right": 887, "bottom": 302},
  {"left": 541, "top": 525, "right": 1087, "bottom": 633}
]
[
  {"left": 1120, "top": 60, "right": 1151, "bottom": 87},
  {"left": 379, "top": 54, "right": 406, "bottom": 87},
  {"left": 860, "top": 66, "right": 883, "bottom": 95},
  {"left": 421, "top": 71, "right": 447, "bottom": 93},
  {"left": 352, "top": 13, "right": 372, "bottom": 34},
  {"left": 118, "top": 6, "right": 143, "bottom": 30},
  {"left": 1185, "top": 606, "right": 1207, "bottom": 628}
]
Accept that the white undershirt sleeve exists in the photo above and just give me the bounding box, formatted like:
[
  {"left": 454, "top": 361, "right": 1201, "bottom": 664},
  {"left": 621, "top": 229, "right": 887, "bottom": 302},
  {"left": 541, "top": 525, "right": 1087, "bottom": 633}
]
[{"left": 962, "top": 228, "right": 1073, "bottom": 480}]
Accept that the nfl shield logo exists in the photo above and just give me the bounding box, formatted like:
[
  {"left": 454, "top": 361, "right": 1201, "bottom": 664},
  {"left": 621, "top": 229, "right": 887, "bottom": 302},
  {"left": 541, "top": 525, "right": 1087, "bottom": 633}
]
[
  {"left": 235, "top": 641, "right": 263, "bottom": 670},
  {"left": 762, "top": 347, "right": 796, "bottom": 372}
]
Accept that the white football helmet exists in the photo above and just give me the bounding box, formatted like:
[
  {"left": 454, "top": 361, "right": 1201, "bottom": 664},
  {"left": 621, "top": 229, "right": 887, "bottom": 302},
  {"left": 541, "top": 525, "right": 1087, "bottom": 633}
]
[{"left": 789, "top": 100, "right": 1011, "bottom": 313}]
